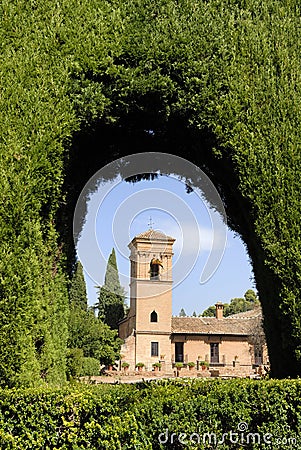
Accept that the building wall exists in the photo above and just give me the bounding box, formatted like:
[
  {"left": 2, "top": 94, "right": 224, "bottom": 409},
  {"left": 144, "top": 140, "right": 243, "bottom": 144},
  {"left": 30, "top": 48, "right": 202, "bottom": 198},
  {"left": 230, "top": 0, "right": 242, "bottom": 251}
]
[
  {"left": 119, "top": 315, "right": 135, "bottom": 341},
  {"left": 171, "top": 334, "right": 255, "bottom": 373},
  {"left": 262, "top": 344, "right": 269, "bottom": 365},
  {"left": 120, "top": 329, "right": 266, "bottom": 373},
  {"left": 136, "top": 333, "right": 172, "bottom": 371},
  {"left": 119, "top": 279, "right": 173, "bottom": 370},
  {"left": 172, "top": 334, "right": 210, "bottom": 363},
  {"left": 135, "top": 280, "right": 172, "bottom": 332},
  {"left": 120, "top": 334, "right": 136, "bottom": 369}
]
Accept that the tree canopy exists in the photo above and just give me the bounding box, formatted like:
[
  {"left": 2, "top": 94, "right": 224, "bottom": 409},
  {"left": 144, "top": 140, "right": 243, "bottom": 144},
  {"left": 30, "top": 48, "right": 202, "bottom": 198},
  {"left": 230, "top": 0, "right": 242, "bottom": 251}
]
[{"left": 202, "top": 290, "right": 260, "bottom": 317}]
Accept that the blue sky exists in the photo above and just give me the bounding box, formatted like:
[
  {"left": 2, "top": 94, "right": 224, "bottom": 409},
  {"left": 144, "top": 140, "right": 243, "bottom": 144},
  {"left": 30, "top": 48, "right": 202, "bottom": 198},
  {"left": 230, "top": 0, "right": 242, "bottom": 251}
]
[{"left": 76, "top": 174, "right": 255, "bottom": 316}]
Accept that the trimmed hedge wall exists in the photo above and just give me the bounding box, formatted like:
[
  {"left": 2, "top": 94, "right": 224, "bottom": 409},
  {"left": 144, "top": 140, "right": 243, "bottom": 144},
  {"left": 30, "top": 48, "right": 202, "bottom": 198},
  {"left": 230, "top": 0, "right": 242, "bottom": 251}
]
[
  {"left": 0, "top": 379, "right": 299, "bottom": 449},
  {"left": 2, "top": 0, "right": 301, "bottom": 382}
]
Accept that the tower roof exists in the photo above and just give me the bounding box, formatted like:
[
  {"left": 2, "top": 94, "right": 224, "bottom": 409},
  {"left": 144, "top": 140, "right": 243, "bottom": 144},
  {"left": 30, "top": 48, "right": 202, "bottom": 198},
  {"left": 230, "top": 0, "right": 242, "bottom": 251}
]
[{"left": 133, "top": 229, "right": 175, "bottom": 242}]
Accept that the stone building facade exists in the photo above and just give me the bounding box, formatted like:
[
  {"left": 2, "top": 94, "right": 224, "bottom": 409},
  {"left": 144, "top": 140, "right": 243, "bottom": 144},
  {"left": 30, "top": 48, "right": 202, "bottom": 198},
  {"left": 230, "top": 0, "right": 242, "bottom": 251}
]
[{"left": 119, "top": 229, "right": 268, "bottom": 376}]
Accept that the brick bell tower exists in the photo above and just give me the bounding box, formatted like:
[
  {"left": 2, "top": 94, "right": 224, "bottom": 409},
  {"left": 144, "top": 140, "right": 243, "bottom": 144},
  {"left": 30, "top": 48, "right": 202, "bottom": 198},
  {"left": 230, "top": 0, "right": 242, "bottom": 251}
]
[{"left": 119, "top": 228, "right": 175, "bottom": 371}]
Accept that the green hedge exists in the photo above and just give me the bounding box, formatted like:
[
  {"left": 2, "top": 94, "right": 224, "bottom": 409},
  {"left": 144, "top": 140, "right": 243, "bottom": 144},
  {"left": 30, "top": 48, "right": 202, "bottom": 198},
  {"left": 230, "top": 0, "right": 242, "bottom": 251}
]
[
  {"left": 0, "top": 379, "right": 299, "bottom": 449},
  {"left": 2, "top": 0, "right": 301, "bottom": 383},
  {"left": 80, "top": 357, "right": 100, "bottom": 377},
  {"left": 66, "top": 351, "right": 100, "bottom": 378}
]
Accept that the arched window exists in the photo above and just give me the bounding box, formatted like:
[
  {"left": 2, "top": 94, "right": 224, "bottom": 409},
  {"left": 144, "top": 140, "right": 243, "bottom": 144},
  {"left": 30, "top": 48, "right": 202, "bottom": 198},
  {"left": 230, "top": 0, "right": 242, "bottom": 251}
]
[{"left": 150, "top": 310, "right": 158, "bottom": 322}]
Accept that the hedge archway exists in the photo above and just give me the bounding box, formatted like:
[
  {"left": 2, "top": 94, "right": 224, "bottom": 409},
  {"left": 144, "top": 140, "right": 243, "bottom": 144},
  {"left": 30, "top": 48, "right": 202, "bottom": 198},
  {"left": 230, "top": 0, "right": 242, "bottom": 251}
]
[{"left": 1, "top": 0, "right": 301, "bottom": 384}]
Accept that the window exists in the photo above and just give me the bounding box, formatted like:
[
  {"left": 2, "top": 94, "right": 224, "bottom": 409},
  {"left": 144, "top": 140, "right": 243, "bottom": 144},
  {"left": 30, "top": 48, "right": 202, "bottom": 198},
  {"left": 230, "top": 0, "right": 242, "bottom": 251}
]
[
  {"left": 254, "top": 346, "right": 263, "bottom": 365},
  {"left": 210, "top": 343, "right": 219, "bottom": 364},
  {"left": 150, "top": 310, "right": 158, "bottom": 322},
  {"left": 151, "top": 342, "right": 159, "bottom": 357}
]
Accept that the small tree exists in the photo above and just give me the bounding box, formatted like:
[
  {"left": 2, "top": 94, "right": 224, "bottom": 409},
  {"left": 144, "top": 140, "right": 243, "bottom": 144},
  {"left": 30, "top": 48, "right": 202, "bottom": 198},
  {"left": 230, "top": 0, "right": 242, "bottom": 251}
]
[
  {"left": 179, "top": 308, "right": 187, "bottom": 317},
  {"left": 248, "top": 314, "right": 266, "bottom": 359},
  {"left": 68, "top": 307, "right": 122, "bottom": 366}
]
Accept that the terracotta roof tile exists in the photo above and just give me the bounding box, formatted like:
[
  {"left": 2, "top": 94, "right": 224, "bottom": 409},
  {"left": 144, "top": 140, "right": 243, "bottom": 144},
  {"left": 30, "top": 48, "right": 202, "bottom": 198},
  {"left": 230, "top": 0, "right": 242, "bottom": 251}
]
[
  {"left": 225, "top": 308, "right": 262, "bottom": 319},
  {"left": 172, "top": 307, "right": 263, "bottom": 336},
  {"left": 134, "top": 229, "right": 175, "bottom": 241}
]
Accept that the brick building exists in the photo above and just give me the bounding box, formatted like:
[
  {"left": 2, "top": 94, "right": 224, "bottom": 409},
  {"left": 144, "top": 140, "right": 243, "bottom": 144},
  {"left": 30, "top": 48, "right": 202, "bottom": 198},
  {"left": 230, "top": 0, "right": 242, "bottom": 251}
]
[{"left": 119, "top": 229, "right": 268, "bottom": 376}]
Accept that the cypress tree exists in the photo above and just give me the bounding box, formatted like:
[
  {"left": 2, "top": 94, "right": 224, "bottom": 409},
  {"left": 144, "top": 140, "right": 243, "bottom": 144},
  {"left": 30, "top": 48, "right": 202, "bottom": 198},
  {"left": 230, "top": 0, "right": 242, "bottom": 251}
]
[
  {"left": 69, "top": 261, "right": 88, "bottom": 311},
  {"left": 68, "top": 259, "right": 122, "bottom": 374},
  {"left": 179, "top": 308, "right": 187, "bottom": 317},
  {"left": 96, "top": 248, "right": 126, "bottom": 329}
]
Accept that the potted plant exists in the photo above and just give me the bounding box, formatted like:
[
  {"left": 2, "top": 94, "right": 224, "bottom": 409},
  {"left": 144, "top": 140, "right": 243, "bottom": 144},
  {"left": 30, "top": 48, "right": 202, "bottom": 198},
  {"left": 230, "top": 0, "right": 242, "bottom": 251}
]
[
  {"left": 136, "top": 362, "right": 144, "bottom": 373},
  {"left": 174, "top": 362, "right": 183, "bottom": 377},
  {"left": 152, "top": 362, "right": 162, "bottom": 372},
  {"left": 200, "top": 361, "right": 209, "bottom": 370},
  {"left": 175, "top": 362, "right": 183, "bottom": 370},
  {"left": 122, "top": 362, "right": 130, "bottom": 371},
  {"left": 187, "top": 362, "right": 195, "bottom": 371}
]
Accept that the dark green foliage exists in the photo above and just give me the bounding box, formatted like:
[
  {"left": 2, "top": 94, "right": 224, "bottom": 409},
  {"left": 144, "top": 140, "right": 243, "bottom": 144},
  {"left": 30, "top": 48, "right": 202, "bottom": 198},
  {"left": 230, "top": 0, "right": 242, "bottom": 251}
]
[
  {"left": 69, "top": 261, "right": 88, "bottom": 311},
  {"left": 97, "top": 288, "right": 125, "bottom": 330},
  {"left": 244, "top": 289, "right": 258, "bottom": 303},
  {"left": 0, "top": 380, "right": 299, "bottom": 448},
  {"left": 179, "top": 308, "right": 187, "bottom": 317},
  {"left": 66, "top": 348, "right": 83, "bottom": 379},
  {"left": 80, "top": 357, "right": 100, "bottom": 376},
  {"left": 202, "top": 290, "right": 260, "bottom": 317},
  {"left": 201, "top": 306, "right": 217, "bottom": 318},
  {"left": 96, "top": 249, "right": 126, "bottom": 329},
  {"left": 1, "top": 0, "right": 301, "bottom": 380},
  {"left": 68, "top": 307, "right": 122, "bottom": 365},
  {"left": 104, "top": 249, "right": 124, "bottom": 296},
  {"left": 225, "top": 293, "right": 260, "bottom": 317},
  {"left": 66, "top": 351, "right": 100, "bottom": 378}
]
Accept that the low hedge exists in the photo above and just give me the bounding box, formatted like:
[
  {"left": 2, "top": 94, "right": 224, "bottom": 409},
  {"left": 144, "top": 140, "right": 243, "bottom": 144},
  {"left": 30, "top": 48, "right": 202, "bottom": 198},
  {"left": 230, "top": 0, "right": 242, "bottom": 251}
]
[{"left": 0, "top": 379, "right": 299, "bottom": 449}]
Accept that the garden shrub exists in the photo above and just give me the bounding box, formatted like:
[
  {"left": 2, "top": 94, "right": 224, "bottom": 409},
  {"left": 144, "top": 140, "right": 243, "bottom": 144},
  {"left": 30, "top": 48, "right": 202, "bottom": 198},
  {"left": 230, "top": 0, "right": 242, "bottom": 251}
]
[
  {"left": 0, "top": 379, "right": 298, "bottom": 449},
  {"left": 80, "top": 357, "right": 100, "bottom": 377},
  {"left": 66, "top": 348, "right": 84, "bottom": 379}
]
